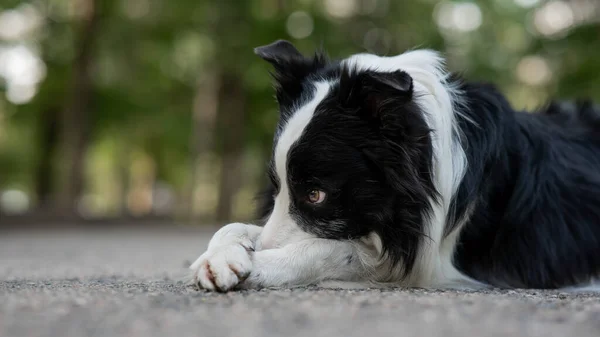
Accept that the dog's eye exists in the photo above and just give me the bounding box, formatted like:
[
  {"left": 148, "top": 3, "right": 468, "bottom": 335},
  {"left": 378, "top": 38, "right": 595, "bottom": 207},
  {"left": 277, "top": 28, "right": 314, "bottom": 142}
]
[{"left": 307, "top": 189, "right": 326, "bottom": 204}]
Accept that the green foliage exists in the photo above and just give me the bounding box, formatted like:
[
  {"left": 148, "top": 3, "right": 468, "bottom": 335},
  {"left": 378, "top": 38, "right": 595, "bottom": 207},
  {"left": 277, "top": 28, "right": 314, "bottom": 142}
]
[{"left": 0, "top": 0, "right": 598, "bottom": 217}]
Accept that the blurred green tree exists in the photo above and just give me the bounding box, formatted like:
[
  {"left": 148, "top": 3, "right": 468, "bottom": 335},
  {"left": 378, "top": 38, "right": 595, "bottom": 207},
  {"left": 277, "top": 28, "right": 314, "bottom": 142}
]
[{"left": 0, "top": 0, "right": 598, "bottom": 223}]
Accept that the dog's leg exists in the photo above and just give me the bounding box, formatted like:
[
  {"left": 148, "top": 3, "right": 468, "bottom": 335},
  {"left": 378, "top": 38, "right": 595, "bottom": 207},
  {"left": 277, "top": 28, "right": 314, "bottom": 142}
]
[
  {"left": 189, "top": 222, "right": 262, "bottom": 291},
  {"left": 238, "top": 239, "right": 363, "bottom": 290}
]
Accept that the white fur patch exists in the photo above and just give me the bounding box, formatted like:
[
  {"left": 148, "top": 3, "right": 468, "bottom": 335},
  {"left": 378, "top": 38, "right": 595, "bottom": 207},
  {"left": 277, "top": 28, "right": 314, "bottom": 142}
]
[{"left": 257, "top": 81, "right": 332, "bottom": 250}]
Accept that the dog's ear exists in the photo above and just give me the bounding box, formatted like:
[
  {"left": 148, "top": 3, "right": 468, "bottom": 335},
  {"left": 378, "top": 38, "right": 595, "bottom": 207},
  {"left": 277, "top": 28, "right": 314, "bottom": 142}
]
[
  {"left": 255, "top": 40, "right": 328, "bottom": 106},
  {"left": 254, "top": 40, "right": 305, "bottom": 66},
  {"left": 340, "top": 70, "right": 414, "bottom": 121}
]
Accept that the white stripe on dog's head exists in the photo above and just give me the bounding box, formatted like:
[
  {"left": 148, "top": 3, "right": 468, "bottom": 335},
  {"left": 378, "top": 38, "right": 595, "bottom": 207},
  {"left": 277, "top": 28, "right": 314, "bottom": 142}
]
[
  {"left": 343, "top": 50, "right": 470, "bottom": 285},
  {"left": 258, "top": 81, "right": 332, "bottom": 250}
]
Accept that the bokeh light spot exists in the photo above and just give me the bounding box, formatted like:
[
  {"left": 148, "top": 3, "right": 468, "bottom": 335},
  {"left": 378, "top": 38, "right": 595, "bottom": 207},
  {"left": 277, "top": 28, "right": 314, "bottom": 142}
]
[
  {"left": 516, "top": 55, "right": 552, "bottom": 86},
  {"left": 324, "top": 0, "right": 357, "bottom": 19},
  {"left": 533, "top": 1, "right": 574, "bottom": 38},
  {"left": 0, "top": 190, "right": 30, "bottom": 214},
  {"left": 435, "top": 2, "right": 483, "bottom": 33},
  {"left": 286, "top": 11, "right": 314, "bottom": 39}
]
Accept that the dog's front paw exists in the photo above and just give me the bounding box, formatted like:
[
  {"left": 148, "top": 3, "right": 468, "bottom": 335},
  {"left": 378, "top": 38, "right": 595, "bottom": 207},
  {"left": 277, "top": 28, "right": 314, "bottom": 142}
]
[
  {"left": 234, "top": 252, "right": 280, "bottom": 290},
  {"left": 189, "top": 244, "right": 252, "bottom": 292},
  {"left": 235, "top": 270, "right": 264, "bottom": 290}
]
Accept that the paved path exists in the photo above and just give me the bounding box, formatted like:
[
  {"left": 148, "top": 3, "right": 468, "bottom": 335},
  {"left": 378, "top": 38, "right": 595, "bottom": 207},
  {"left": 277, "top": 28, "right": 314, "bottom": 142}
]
[{"left": 1, "top": 227, "right": 600, "bottom": 337}]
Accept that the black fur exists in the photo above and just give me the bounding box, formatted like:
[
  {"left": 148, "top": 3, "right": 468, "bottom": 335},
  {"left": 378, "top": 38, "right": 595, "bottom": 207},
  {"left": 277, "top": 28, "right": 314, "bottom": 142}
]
[
  {"left": 255, "top": 40, "right": 329, "bottom": 121},
  {"left": 452, "top": 82, "right": 600, "bottom": 288}
]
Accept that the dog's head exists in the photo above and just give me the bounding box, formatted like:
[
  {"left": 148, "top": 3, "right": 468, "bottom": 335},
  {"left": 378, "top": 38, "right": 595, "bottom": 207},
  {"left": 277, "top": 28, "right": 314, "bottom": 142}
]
[{"left": 254, "top": 40, "right": 461, "bottom": 275}]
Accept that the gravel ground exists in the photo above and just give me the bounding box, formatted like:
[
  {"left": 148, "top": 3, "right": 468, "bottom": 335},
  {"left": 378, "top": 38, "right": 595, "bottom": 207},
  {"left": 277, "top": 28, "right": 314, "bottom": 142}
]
[{"left": 1, "top": 226, "right": 600, "bottom": 337}]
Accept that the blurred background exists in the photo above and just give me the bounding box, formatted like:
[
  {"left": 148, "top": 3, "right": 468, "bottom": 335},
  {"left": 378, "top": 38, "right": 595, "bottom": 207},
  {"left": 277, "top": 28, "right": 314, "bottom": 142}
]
[{"left": 0, "top": 0, "right": 598, "bottom": 226}]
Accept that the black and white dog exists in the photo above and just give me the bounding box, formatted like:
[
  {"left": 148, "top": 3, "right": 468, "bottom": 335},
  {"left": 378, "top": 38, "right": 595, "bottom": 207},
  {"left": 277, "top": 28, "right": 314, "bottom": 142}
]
[{"left": 189, "top": 40, "right": 600, "bottom": 292}]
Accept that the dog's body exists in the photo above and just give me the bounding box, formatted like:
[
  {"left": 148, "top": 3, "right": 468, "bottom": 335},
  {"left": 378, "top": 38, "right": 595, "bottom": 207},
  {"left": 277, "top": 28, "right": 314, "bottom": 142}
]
[{"left": 189, "top": 41, "right": 600, "bottom": 292}]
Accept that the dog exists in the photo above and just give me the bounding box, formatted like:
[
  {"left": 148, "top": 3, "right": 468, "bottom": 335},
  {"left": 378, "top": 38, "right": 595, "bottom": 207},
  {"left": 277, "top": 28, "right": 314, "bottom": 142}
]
[{"left": 189, "top": 40, "right": 600, "bottom": 292}]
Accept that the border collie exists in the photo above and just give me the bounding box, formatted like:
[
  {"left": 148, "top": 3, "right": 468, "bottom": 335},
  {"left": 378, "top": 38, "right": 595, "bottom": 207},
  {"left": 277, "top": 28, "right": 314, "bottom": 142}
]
[{"left": 189, "top": 40, "right": 600, "bottom": 292}]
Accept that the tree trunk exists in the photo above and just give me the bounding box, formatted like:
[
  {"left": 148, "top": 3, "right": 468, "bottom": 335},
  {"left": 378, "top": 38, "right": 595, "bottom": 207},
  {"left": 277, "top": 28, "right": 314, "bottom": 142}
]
[
  {"left": 57, "top": 0, "right": 99, "bottom": 214},
  {"left": 186, "top": 72, "right": 219, "bottom": 223},
  {"left": 116, "top": 135, "right": 130, "bottom": 216},
  {"left": 35, "top": 106, "right": 59, "bottom": 210},
  {"left": 214, "top": 73, "right": 247, "bottom": 223},
  {"left": 209, "top": 1, "right": 252, "bottom": 224}
]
